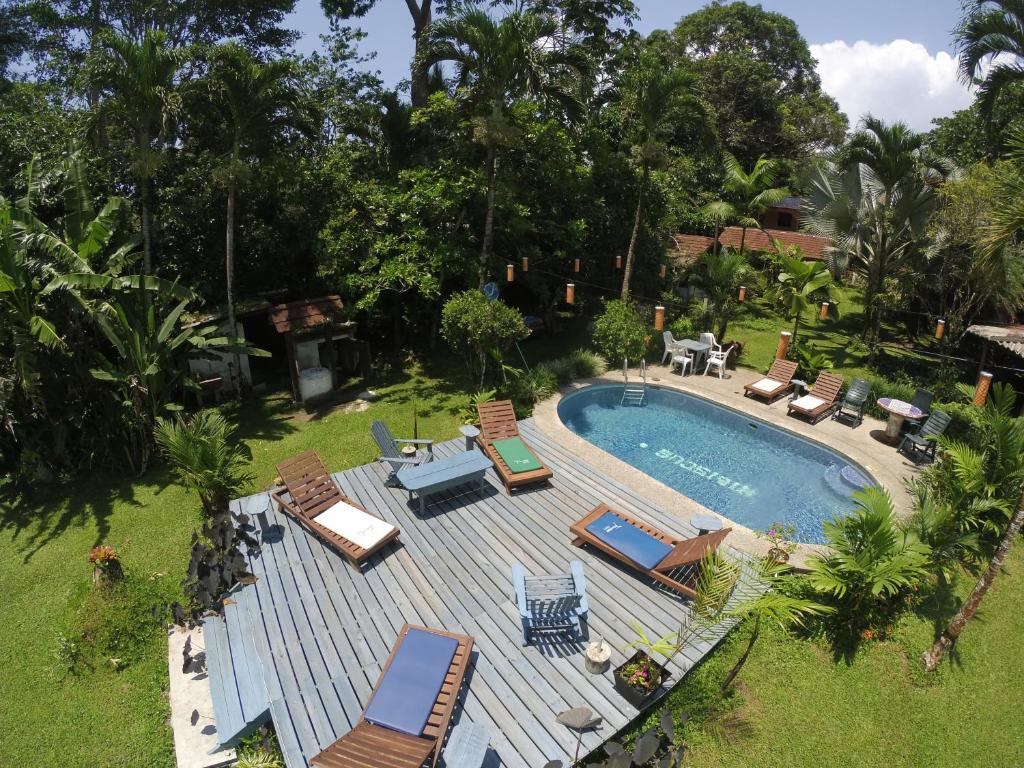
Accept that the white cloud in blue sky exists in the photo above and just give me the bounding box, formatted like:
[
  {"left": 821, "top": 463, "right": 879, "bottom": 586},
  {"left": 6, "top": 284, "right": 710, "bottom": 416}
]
[{"left": 810, "top": 39, "right": 974, "bottom": 132}]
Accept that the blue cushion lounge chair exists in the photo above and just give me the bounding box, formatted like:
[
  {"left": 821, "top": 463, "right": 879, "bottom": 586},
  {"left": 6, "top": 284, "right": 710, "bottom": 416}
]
[
  {"left": 899, "top": 409, "right": 952, "bottom": 463},
  {"left": 393, "top": 449, "right": 493, "bottom": 514},
  {"left": 311, "top": 624, "right": 474, "bottom": 768},
  {"left": 512, "top": 561, "right": 589, "bottom": 646},
  {"left": 372, "top": 420, "right": 434, "bottom": 486},
  {"left": 570, "top": 504, "right": 731, "bottom": 599}
]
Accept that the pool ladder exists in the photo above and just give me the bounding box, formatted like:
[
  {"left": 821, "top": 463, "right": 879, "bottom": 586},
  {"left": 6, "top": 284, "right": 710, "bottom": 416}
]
[{"left": 621, "top": 358, "right": 647, "bottom": 406}]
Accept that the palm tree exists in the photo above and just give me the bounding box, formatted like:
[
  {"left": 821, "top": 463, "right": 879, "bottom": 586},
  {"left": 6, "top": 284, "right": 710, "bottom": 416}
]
[
  {"left": 209, "top": 44, "right": 302, "bottom": 391},
  {"left": 423, "top": 9, "right": 583, "bottom": 288},
  {"left": 766, "top": 250, "right": 838, "bottom": 344},
  {"left": 957, "top": 0, "right": 1024, "bottom": 118},
  {"left": 923, "top": 384, "right": 1024, "bottom": 670},
  {"left": 618, "top": 52, "right": 704, "bottom": 299},
  {"left": 804, "top": 117, "right": 944, "bottom": 342},
  {"left": 702, "top": 153, "right": 789, "bottom": 256},
  {"left": 981, "top": 124, "right": 1024, "bottom": 255},
  {"left": 805, "top": 487, "right": 930, "bottom": 632},
  {"left": 89, "top": 29, "right": 184, "bottom": 274},
  {"left": 690, "top": 249, "right": 748, "bottom": 339}
]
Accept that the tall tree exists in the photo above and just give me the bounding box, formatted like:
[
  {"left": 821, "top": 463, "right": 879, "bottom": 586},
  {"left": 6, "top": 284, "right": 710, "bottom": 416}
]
[
  {"left": 423, "top": 8, "right": 583, "bottom": 287},
  {"left": 649, "top": 1, "right": 847, "bottom": 164},
  {"left": 957, "top": 0, "right": 1024, "bottom": 119},
  {"left": 321, "top": 0, "right": 436, "bottom": 108},
  {"left": 766, "top": 250, "right": 838, "bottom": 344},
  {"left": 618, "top": 52, "right": 703, "bottom": 299},
  {"left": 805, "top": 117, "right": 945, "bottom": 342},
  {"left": 88, "top": 29, "right": 184, "bottom": 274},
  {"left": 209, "top": 44, "right": 303, "bottom": 390},
  {"left": 702, "top": 153, "right": 789, "bottom": 255}
]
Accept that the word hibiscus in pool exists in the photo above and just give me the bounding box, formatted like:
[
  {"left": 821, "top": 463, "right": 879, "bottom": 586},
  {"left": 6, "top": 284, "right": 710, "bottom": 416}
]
[{"left": 652, "top": 448, "right": 756, "bottom": 498}]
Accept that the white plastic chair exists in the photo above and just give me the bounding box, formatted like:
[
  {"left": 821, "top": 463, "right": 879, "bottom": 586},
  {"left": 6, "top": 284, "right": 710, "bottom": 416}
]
[
  {"left": 671, "top": 351, "right": 693, "bottom": 376},
  {"left": 703, "top": 344, "right": 734, "bottom": 379},
  {"left": 661, "top": 331, "right": 679, "bottom": 365},
  {"left": 699, "top": 332, "right": 721, "bottom": 355}
]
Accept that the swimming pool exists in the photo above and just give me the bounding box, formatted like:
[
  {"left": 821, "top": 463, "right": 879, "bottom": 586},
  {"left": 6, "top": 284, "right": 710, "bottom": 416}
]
[{"left": 557, "top": 384, "right": 875, "bottom": 544}]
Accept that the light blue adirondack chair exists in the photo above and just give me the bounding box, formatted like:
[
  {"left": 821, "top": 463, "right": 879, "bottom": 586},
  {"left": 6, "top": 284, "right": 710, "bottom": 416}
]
[
  {"left": 371, "top": 420, "right": 433, "bottom": 486},
  {"left": 512, "top": 561, "right": 588, "bottom": 646}
]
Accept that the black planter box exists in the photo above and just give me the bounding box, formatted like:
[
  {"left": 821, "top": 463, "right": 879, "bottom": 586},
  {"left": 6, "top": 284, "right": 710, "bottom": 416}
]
[{"left": 613, "top": 651, "right": 670, "bottom": 708}]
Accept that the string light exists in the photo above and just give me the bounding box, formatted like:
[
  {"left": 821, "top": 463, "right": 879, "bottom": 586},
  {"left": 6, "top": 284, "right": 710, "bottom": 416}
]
[
  {"left": 935, "top": 319, "right": 945, "bottom": 340},
  {"left": 566, "top": 283, "right": 575, "bottom": 305},
  {"left": 522, "top": 256, "right": 529, "bottom": 272},
  {"left": 819, "top": 302, "right": 829, "bottom": 320},
  {"left": 574, "top": 258, "right": 581, "bottom": 273},
  {"left": 506, "top": 264, "right": 514, "bottom": 283},
  {"left": 615, "top": 254, "right": 622, "bottom": 270},
  {"left": 654, "top": 306, "right": 665, "bottom": 331},
  {"left": 738, "top": 286, "right": 746, "bottom": 302}
]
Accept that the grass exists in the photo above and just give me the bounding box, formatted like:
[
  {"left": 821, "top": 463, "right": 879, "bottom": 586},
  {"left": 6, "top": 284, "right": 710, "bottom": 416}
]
[
  {"left": 0, "top": 312, "right": 1016, "bottom": 766},
  {"left": 621, "top": 546, "right": 1024, "bottom": 768}
]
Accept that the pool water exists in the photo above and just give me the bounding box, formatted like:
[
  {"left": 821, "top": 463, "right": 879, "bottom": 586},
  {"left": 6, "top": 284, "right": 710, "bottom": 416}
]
[{"left": 557, "top": 384, "right": 874, "bottom": 544}]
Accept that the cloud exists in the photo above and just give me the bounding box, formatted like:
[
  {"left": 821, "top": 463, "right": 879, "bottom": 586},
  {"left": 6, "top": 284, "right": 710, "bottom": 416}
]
[{"left": 809, "top": 40, "right": 974, "bottom": 132}]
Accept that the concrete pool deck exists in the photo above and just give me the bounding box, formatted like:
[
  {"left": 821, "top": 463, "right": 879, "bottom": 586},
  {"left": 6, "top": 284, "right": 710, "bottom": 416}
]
[{"left": 532, "top": 364, "right": 922, "bottom": 568}]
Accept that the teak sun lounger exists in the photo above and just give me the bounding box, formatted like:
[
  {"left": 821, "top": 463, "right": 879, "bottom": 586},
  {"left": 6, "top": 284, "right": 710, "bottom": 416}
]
[
  {"left": 787, "top": 372, "right": 844, "bottom": 424},
  {"left": 743, "top": 358, "right": 799, "bottom": 402},
  {"left": 476, "top": 400, "right": 553, "bottom": 494},
  {"left": 311, "top": 624, "right": 474, "bottom": 768},
  {"left": 570, "top": 504, "right": 731, "bottom": 599},
  {"left": 272, "top": 450, "right": 399, "bottom": 569}
]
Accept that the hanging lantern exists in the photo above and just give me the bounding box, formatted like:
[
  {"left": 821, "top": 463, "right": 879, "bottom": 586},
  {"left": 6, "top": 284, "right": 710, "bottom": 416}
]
[
  {"left": 615, "top": 254, "right": 622, "bottom": 270},
  {"left": 566, "top": 283, "right": 575, "bottom": 305},
  {"left": 521, "top": 256, "right": 529, "bottom": 272},
  {"left": 738, "top": 286, "right": 746, "bottom": 302},
  {"left": 775, "top": 331, "right": 792, "bottom": 360},
  {"left": 506, "top": 263, "right": 514, "bottom": 283},
  {"left": 654, "top": 306, "right": 665, "bottom": 331},
  {"left": 973, "top": 371, "right": 994, "bottom": 407},
  {"left": 659, "top": 264, "right": 667, "bottom": 279},
  {"left": 935, "top": 319, "right": 945, "bottom": 340},
  {"left": 819, "top": 302, "right": 829, "bottom": 320},
  {"left": 574, "top": 258, "right": 581, "bottom": 273}
]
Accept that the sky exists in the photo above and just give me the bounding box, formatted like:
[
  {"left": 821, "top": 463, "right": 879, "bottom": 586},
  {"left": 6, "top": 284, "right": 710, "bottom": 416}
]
[{"left": 286, "top": 0, "right": 973, "bottom": 132}]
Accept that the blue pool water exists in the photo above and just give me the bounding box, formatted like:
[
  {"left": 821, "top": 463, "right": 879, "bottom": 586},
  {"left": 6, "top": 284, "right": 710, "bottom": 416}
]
[{"left": 557, "top": 384, "right": 875, "bottom": 544}]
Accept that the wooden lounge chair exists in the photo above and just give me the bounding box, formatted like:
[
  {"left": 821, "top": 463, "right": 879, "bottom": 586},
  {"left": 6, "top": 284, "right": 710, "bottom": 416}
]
[
  {"left": 569, "top": 504, "right": 731, "bottom": 599},
  {"left": 512, "top": 561, "right": 588, "bottom": 646},
  {"left": 272, "top": 451, "right": 399, "bottom": 570},
  {"left": 743, "top": 358, "right": 799, "bottom": 402},
  {"left": 476, "top": 400, "right": 553, "bottom": 494},
  {"left": 787, "top": 372, "right": 844, "bottom": 424},
  {"left": 311, "top": 624, "right": 474, "bottom": 768}
]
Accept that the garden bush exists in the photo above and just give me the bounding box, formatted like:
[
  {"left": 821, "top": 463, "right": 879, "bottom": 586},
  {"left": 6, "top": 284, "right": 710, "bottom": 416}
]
[
  {"left": 506, "top": 349, "right": 607, "bottom": 413},
  {"left": 441, "top": 290, "right": 530, "bottom": 389},
  {"left": 592, "top": 300, "right": 650, "bottom": 366},
  {"left": 668, "top": 315, "right": 695, "bottom": 340}
]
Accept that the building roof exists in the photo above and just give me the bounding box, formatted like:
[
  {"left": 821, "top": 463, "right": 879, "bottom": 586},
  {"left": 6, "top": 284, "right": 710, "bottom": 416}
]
[
  {"left": 774, "top": 196, "right": 803, "bottom": 211},
  {"left": 668, "top": 227, "right": 831, "bottom": 263},
  {"left": 967, "top": 324, "right": 1024, "bottom": 359},
  {"left": 270, "top": 295, "right": 346, "bottom": 334}
]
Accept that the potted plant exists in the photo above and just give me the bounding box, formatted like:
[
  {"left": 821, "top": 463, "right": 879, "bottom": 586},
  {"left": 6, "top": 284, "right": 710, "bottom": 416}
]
[
  {"left": 756, "top": 522, "right": 798, "bottom": 563},
  {"left": 88, "top": 545, "right": 123, "bottom": 586},
  {"left": 613, "top": 622, "right": 680, "bottom": 707}
]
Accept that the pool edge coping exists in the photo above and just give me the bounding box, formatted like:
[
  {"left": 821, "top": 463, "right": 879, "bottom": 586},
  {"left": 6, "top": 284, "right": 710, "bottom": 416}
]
[{"left": 532, "top": 370, "right": 920, "bottom": 570}]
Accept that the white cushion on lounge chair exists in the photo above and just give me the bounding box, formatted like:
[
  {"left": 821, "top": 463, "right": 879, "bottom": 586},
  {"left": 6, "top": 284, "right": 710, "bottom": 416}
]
[
  {"left": 313, "top": 501, "right": 396, "bottom": 550},
  {"left": 749, "top": 377, "right": 782, "bottom": 394},
  {"left": 791, "top": 394, "right": 826, "bottom": 411}
]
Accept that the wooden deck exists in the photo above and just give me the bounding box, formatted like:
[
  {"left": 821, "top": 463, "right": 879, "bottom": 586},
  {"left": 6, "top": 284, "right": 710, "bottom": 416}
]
[{"left": 207, "top": 419, "right": 748, "bottom": 767}]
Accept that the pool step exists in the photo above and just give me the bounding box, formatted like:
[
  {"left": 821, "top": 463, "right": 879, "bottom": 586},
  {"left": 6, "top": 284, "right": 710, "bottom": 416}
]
[
  {"left": 823, "top": 463, "right": 872, "bottom": 499},
  {"left": 621, "top": 385, "right": 646, "bottom": 406}
]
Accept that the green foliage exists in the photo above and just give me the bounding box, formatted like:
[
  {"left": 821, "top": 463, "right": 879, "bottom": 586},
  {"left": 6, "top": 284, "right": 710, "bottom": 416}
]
[
  {"left": 766, "top": 251, "right": 837, "bottom": 343},
  {"left": 668, "top": 315, "right": 695, "bottom": 340},
  {"left": 154, "top": 411, "right": 254, "bottom": 517},
  {"left": 507, "top": 349, "right": 606, "bottom": 413},
  {"left": 457, "top": 389, "right": 497, "bottom": 425},
  {"left": 592, "top": 299, "right": 650, "bottom": 366},
  {"left": 805, "top": 488, "right": 930, "bottom": 634},
  {"left": 690, "top": 249, "right": 749, "bottom": 338},
  {"left": 790, "top": 343, "right": 834, "bottom": 381},
  {"left": 956, "top": 0, "right": 1024, "bottom": 118},
  {"left": 235, "top": 749, "right": 283, "bottom": 768},
  {"left": 441, "top": 290, "right": 530, "bottom": 388}
]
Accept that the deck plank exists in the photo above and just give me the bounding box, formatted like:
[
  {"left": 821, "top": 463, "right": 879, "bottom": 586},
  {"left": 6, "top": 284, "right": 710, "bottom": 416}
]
[{"left": 208, "top": 418, "right": 746, "bottom": 768}]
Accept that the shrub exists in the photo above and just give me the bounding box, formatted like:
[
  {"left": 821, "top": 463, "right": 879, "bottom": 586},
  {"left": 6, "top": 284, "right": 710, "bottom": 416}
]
[
  {"left": 505, "top": 350, "right": 607, "bottom": 412},
  {"left": 441, "top": 290, "right": 530, "bottom": 389},
  {"left": 564, "top": 348, "right": 606, "bottom": 378},
  {"left": 592, "top": 300, "right": 650, "bottom": 366},
  {"left": 668, "top": 315, "right": 695, "bottom": 340},
  {"left": 540, "top": 357, "right": 576, "bottom": 387}
]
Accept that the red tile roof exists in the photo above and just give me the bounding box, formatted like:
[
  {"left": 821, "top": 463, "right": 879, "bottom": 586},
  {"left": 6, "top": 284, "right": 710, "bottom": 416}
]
[
  {"left": 270, "top": 295, "right": 345, "bottom": 334},
  {"left": 669, "top": 227, "right": 832, "bottom": 263}
]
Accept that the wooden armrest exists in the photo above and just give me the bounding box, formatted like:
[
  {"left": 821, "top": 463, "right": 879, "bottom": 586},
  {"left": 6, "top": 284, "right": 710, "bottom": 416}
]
[
  {"left": 395, "top": 438, "right": 434, "bottom": 447},
  {"left": 511, "top": 563, "right": 530, "bottom": 618},
  {"left": 378, "top": 456, "right": 421, "bottom": 465}
]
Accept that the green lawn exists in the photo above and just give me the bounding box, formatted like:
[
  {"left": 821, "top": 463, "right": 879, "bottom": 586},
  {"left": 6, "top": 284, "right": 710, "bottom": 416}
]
[
  {"left": 0, "top": 316, "right": 1017, "bottom": 767},
  {"left": 628, "top": 546, "right": 1024, "bottom": 768}
]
